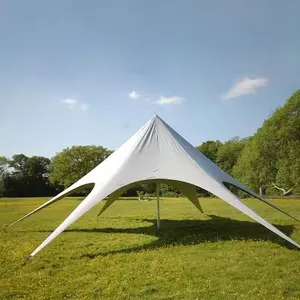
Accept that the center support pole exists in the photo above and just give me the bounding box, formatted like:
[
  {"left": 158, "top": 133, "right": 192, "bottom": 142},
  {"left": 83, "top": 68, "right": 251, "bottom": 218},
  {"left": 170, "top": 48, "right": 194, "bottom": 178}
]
[{"left": 156, "top": 182, "right": 160, "bottom": 230}]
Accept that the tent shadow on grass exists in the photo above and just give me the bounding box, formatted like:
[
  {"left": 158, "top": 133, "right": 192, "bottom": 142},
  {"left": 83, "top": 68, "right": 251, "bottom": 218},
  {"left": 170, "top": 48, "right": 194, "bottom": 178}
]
[{"left": 43, "top": 214, "right": 297, "bottom": 259}]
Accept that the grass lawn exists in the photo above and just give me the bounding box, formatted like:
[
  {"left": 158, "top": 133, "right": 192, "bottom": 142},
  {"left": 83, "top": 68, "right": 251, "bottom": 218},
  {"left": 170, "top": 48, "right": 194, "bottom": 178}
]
[{"left": 1, "top": 196, "right": 300, "bottom": 300}]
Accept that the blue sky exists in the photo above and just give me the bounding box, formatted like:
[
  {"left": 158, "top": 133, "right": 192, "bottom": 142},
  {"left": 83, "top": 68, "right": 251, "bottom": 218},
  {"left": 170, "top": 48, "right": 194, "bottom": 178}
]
[{"left": 1, "top": 0, "right": 300, "bottom": 158}]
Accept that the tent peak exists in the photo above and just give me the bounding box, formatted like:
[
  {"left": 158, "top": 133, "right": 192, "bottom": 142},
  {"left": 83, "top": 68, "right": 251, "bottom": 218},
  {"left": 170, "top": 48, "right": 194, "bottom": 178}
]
[
  {"left": 151, "top": 114, "right": 165, "bottom": 124},
  {"left": 152, "top": 113, "right": 161, "bottom": 119}
]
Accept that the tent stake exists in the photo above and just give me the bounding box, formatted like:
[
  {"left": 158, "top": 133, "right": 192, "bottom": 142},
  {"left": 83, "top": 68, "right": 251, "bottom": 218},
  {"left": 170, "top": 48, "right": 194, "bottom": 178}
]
[{"left": 156, "top": 182, "right": 160, "bottom": 230}]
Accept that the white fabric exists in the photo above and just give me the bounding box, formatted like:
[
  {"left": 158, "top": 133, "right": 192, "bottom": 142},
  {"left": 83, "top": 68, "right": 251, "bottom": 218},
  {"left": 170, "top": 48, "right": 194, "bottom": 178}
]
[{"left": 8, "top": 115, "right": 300, "bottom": 260}]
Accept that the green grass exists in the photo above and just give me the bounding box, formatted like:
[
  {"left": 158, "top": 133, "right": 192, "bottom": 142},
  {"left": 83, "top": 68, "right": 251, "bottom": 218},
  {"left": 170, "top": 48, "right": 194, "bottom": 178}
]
[{"left": 1, "top": 196, "right": 300, "bottom": 300}]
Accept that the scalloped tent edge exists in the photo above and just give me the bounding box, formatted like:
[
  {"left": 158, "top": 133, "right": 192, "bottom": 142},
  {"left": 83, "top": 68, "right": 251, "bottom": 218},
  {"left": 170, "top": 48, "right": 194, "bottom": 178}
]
[{"left": 7, "top": 115, "right": 300, "bottom": 261}]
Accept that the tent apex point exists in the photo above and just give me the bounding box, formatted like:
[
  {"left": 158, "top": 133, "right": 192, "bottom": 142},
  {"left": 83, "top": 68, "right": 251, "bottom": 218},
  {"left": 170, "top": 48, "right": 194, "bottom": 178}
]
[{"left": 152, "top": 113, "right": 163, "bottom": 121}]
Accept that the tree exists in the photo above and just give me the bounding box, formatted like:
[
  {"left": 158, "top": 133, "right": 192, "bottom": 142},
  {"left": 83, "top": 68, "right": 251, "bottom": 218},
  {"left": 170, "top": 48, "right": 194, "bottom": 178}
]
[
  {"left": 49, "top": 145, "right": 113, "bottom": 189},
  {"left": 233, "top": 90, "right": 300, "bottom": 194},
  {"left": 0, "top": 156, "right": 9, "bottom": 196},
  {"left": 0, "top": 156, "right": 9, "bottom": 173},
  {"left": 159, "top": 183, "right": 182, "bottom": 197},
  {"left": 1, "top": 154, "right": 55, "bottom": 197},
  {"left": 274, "top": 140, "right": 300, "bottom": 195},
  {"left": 216, "top": 137, "right": 246, "bottom": 175},
  {"left": 25, "top": 156, "right": 55, "bottom": 196},
  {"left": 1, "top": 155, "right": 29, "bottom": 197},
  {"left": 232, "top": 137, "right": 262, "bottom": 192},
  {"left": 26, "top": 156, "right": 50, "bottom": 178},
  {"left": 10, "top": 154, "right": 29, "bottom": 176},
  {"left": 196, "top": 140, "right": 222, "bottom": 163}
]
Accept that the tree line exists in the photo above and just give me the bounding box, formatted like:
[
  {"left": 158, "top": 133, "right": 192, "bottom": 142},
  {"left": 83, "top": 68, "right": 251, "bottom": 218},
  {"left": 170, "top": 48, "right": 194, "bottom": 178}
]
[{"left": 1, "top": 90, "right": 300, "bottom": 198}]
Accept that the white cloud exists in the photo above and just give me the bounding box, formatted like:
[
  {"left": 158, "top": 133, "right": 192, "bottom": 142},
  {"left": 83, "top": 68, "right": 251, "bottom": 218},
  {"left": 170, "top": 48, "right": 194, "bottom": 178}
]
[
  {"left": 61, "top": 98, "right": 89, "bottom": 111},
  {"left": 127, "top": 90, "right": 184, "bottom": 105},
  {"left": 222, "top": 77, "right": 268, "bottom": 100},
  {"left": 155, "top": 96, "right": 183, "bottom": 105},
  {"left": 61, "top": 98, "right": 77, "bottom": 109},
  {"left": 128, "top": 90, "right": 140, "bottom": 99}
]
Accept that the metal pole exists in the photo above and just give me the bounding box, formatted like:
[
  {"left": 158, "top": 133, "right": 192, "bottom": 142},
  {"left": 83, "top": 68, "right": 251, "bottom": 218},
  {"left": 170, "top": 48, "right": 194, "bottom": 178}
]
[{"left": 156, "top": 182, "right": 160, "bottom": 230}]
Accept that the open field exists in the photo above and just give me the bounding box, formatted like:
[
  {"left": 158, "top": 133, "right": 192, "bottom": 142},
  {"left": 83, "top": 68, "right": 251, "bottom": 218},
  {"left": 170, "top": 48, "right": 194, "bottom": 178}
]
[{"left": 1, "top": 196, "right": 300, "bottom": 300}]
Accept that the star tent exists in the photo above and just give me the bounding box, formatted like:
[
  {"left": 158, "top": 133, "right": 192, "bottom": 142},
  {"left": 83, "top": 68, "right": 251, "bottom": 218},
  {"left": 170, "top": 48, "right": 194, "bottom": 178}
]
[{"left": 7, "top": 115, "right": 300, "bottom": 261}]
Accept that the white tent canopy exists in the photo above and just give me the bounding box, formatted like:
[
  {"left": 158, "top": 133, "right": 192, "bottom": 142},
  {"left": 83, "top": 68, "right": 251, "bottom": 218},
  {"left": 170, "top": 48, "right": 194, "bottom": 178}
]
[{"left": 7, "top": 115, "right": 300, "bottom": 261}]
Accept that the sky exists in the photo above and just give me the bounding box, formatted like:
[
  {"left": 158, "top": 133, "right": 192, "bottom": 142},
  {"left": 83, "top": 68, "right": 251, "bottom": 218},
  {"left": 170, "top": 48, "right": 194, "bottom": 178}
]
[{"left": 1, "top": 0, "right": 300, "bottom": 158}]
